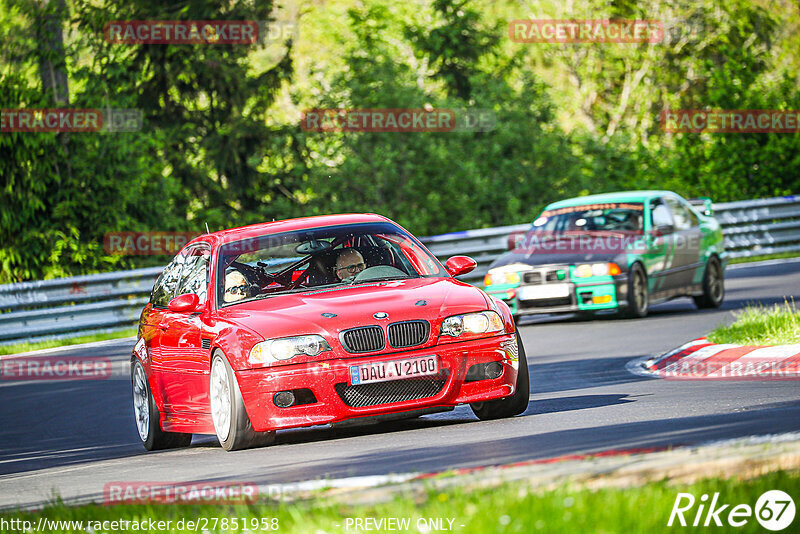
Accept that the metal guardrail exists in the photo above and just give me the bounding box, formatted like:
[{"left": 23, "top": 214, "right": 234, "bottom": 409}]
[
  {"left": 712, "top": 195, "right": 800, "bottom": 258},
  {"left": 1, "top": 195, "right": 799, "bottom": 343},
  {"left": 0, "top": 268, "right": 161, "bottom": 342}
]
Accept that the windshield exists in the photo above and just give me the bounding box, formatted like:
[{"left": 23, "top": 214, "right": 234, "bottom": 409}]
[
  {"left": 529, "top": 202, "right": 644, "bottom": 235},
  {"left": 217, "top": 222, "right": 445, "bottom": 306}
]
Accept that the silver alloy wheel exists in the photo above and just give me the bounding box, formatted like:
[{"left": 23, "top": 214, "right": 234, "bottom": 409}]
[
  {"left": 132, "top": 363, "right": 150, "bottom": 442},
  {"left": 633, "top": 269, "right": 648, "bottom": 313},
  {"left": 708, "top": 260, "right": 723, "bottom": 302},
  {"left": 210, "top": 358, "right": 232, "bottom": 442}
]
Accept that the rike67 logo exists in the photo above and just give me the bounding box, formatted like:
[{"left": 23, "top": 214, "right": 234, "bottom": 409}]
[{"left": 669, "top": 490, "right": 795, "bottom": 531}]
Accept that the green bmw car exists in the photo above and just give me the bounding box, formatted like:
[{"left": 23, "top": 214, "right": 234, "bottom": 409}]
[{"left": 484, "top": 191, "right": 727, "bottom": 319}]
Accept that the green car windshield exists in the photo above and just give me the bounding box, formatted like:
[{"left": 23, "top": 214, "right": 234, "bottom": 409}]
[{"left": 531, "top": 202, "right": 645, "bottom": 234}]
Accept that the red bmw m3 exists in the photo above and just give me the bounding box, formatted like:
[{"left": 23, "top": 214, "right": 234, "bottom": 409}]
[{"left": 131, "top": 214, "right": 529, "bottom": 451}]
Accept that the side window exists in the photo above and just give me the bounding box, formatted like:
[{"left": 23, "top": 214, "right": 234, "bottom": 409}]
[
  {"left": 651, "top": 200, "right": 674, "bottom": 230},
  {"left": 176, "top": 245, "right": 211, "bottom": 304},
  {"left": 664, "top": 197, "right": 692, "bottom": 231},
  {"left": 150, "top": 254, "right": 187, "bottom": 308}
]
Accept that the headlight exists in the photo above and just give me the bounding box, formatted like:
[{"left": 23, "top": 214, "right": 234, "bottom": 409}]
[
  {"left": 249, "top": 335, "right": 331, "bottom": 366},
  {"left": 484, "top": 271, "right": 521, "bottom": 286},
  {"left": 574, "top": 263, "right": 621, "bottom": 278},
  {"left": 440, "top": 311, "right": 505, "bottom": 339}
]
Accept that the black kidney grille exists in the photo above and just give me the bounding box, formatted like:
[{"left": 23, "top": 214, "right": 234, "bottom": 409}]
[
  {"left": 341, "top": 326, "right": 385, "bottom": 353},
  {"left": 523, "top": 272, "right": 542, "bottom": 284},
  {"left": 335, "top": 371, "right": 449, "bottom": 408},
  {"left": 387, "top": 320, "right": 429, "bottom": 348}
]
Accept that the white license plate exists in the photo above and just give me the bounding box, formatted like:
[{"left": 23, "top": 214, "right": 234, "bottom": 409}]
[
  {"left": 349, "top": 355, "right": 438, "bottom": 385},
  {"left": 518, "top": 283, "right": 571, "bottom": 301}
]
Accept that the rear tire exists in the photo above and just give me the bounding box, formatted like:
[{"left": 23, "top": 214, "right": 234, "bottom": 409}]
[
  {"left": 693, "top": 256, "right": 725, "bottom": 309},
  {"left": 471, "top": 332, "right": 530, "bottom": 420},
  {"left": 131, "top": 359, "right": 192, "bottom": 451},
  {"left": 624, "top": 263, "right": 649, "bottom": 318},
  {"left": 210, "top": 354, "right": 275, "bottom": 451}
]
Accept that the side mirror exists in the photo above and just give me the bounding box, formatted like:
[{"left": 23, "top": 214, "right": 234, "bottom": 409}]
[
  {"left": 445, "top": 256, "right": 477, "bottom": 277},
  {"left": 653, "top": 224, "right": 675, "bottom": 237},
  {"left": 168, "top": 293, "right": 200, "bottom": 313}
]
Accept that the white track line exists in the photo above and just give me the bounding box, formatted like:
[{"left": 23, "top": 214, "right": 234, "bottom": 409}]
[{"left": 1, "top": 337, "right": 137, "bottom": 358}]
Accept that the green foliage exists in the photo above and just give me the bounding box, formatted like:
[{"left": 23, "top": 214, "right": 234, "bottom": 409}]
[
  {"left": 0, "top": 326, "right": 137, "bottom": 355},
  {"left": 6, "top": 469, "right": 800, "bottom": 533},
  {"left": 2, "top": 0, "right": 800, "bottom": 282},
  {"left": 708, "top": 301, "right": 800, "bottom": 345}
]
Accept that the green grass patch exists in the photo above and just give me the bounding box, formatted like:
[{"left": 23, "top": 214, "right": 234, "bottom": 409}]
[
  {"left": 0, "top": 328, "right": 138, "bottom": 356},
  {"left": 2, "top": 470, "right": 798, "bottom": 533},
  {"left": 729, "top": 251, "right": 800, "bottom": 264},
  {"left": 708, "top": 302, "right": 800, "bottom": 345}
]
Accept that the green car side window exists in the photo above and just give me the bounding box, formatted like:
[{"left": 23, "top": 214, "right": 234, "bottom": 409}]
[
  {"left": 652, "top": 202, "right": 673, "bottom": 230},
  {"left": 664, "top": 197, "right": 694, "bottom": 231}
]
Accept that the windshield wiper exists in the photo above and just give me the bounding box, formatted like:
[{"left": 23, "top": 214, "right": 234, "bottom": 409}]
[{"left": 349, "top": 275, "right": 416, "bottom": 285}]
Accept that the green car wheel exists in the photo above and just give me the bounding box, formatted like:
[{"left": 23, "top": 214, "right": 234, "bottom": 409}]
[
  {"left": 693, "top": 256, "right": 725, "bottom": 309},
  {"left": 625, "top": 263, "right": 649, "bottom": 318}
]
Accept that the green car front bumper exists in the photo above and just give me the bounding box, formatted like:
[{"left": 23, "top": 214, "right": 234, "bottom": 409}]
[{"left": 485, "top": 267, "right": 629, "bottom": 316}]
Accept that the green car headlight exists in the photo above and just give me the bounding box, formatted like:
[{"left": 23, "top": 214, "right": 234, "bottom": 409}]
[
  {"left": 574, "top": 263, "right": 621, "bottom": 278},
  {"left": 484, "top": 270, "right": 521, "bottom": 286}
]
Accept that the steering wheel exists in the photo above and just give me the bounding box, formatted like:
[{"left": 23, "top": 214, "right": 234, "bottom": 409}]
[{"left": 230, "top": 261, "right": 277, "bottom": 287}]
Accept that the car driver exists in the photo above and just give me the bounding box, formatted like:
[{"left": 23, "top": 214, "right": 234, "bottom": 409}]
[
  {"left": 334, "top": 249, "right": 366, "bottom": 281},
  {"left": 223, "top": 270, "right": 249, "bottom": 303}
]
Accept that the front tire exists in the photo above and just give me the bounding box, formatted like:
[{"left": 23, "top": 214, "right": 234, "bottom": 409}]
[
  {"left": 210, "top": 354, "right": 275, "bottom": 451},
  {"left": 131, "top": 359, "right": 192, "bottom": 451},
  {"left": 471, "top": 332, "right": 530, "bottom": 420},
  {"left": 624, "top": 263, "right": 649, "bottom": 318},
  {"left": 693, "top": 256, "right": 725, "bottom": 309}
]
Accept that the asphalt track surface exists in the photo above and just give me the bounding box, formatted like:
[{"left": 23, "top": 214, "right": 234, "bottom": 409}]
[{"left": 1, "top": 260, "right": 799, "bottom": 508}]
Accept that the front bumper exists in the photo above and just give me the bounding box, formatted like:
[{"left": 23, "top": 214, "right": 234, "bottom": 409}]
[
  {"left": 487, "top": 275, "right": 628, "bottom": 315},
  {"left": 235, "top": 334, "right": 518, "bottom": 432}
]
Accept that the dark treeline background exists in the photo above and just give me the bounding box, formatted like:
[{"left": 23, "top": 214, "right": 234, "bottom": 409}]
[{"left": 2, "top": 0, "right": 799, "bottom": 282}]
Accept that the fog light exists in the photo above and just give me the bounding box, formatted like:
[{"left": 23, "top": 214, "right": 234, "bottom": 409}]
[
  {"left": 485, "top": 362, "right": 503, "bottom": 379},
  {"left": 273, "top": 391, "right": 296, "bottom": 408},
  {"left": 592, "top": 295, "right": 612, "bottom": 304}
]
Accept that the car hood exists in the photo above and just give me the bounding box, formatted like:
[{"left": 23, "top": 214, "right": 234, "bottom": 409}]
[
  {"left": 490, "top": 247, "right": 627, "bottom": 271},
  {"left": 216, "top": 277, "right": 489, "bottom": 341}
]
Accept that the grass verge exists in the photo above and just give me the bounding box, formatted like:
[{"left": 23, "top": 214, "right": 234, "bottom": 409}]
[
  {"left": 729, "top": 251, "right": 800, "bottom": 264},
  {"left": 0, "top": 328, "right": 138, "bottom": 356},
  {"left": 707, "top": 302, "right": 800, "bottom": 345},
  {"left": 2, "top": 470, "right": 798, "bottom": 533}
]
